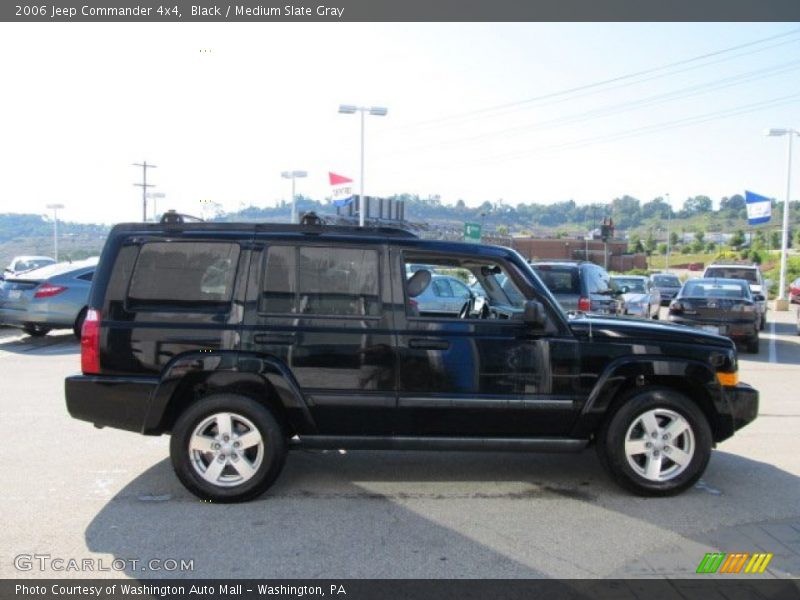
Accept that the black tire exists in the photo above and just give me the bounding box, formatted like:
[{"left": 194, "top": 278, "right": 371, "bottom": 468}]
[
  {"left": 596, "top": 387, "right": 713, "bottom": 496},
  {"left": 170, "top": 393, "right": 287, "bottom": 503},
  {"left": 73, "top": 308, "right": 87, "bottom": 339},
  {"left": 759, "top": 314, "right": 766, "bottom": 331},
  {"left": 22, "top": 324, "right": 51, "bottom": 337},
  {"left": 747, "top": 335, "right": 759, "bottom": 354}
]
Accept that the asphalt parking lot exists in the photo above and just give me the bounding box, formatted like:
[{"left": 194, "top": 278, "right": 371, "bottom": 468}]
[{"left": 0, "top": 308, "right": 798, "bottom": 580}]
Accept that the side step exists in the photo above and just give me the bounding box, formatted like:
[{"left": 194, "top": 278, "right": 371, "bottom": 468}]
[{"left": 290, "top": 436, "right": 588, "bottom": 453}]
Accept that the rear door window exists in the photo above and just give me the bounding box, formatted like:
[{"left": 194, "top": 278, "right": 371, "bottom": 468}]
[{"left": 261, "top": 245, "right": 381, "bottom": 317}]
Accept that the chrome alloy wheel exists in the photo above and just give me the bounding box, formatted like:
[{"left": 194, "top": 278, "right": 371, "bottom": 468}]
[
  {"left": 188, "top": 412, "right": 265, "bottom": 487},
  {"left": 624, "top": 408, "right": 695, "bottom": 482}
]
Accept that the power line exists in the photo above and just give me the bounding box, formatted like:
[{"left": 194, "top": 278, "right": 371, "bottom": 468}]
[
  {"left": 381, "top": 58, "right": 800, "bottom": 154},
  {"left": 384, "top": 27, "right": 800, "bottom": 133}
]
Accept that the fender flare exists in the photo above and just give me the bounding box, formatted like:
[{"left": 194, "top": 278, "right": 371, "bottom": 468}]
[{"left": 143, "top": 350, "right": 316, "bottom": 434}]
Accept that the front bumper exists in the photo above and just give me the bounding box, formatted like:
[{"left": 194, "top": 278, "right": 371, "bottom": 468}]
[
  {"left": 722, "top": 382, "right": 759, "bottom": 436},
  {"left": 65, "top": 374, "right": 158, "bottom": 433}
]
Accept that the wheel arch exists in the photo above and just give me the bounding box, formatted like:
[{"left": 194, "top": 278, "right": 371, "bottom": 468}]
[
  {"left": 572, "top": 357, "right": 729, "bottom": 442},
  {"left": 143, "top": 351, "right": 316, "bottom": 436}
]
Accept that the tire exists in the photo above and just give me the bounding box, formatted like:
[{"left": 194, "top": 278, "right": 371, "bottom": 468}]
[
  {"left": 759, "top": 314, "right": 766, "bottom": 331},
  {"left": 22, "top": 324, "right": 51, "bottom": 337},
  {"left": 73, "top": 308, "right": 87, "bottom": 339},
  {"left": 170, "top": 393, "right": 287, "bottom": 503},
  {"left": 747, "top": 335, "right": 759, "bottom": 354},
  {"left": 596, "top": 387, "right": 713, "bottom": 496}
]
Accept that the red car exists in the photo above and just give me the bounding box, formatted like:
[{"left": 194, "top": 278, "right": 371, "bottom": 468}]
[{"left": 790, "top": 277, "right": 800, "bottom": 304}]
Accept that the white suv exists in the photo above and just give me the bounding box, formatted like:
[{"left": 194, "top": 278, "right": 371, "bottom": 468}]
[{"left": 702, "top": 263, "right": 768, "bottom": 330}]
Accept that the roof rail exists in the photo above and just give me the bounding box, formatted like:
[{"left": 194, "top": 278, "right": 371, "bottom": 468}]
[{"left": 160, "top": 210, "right": 204, "bottom": 224}]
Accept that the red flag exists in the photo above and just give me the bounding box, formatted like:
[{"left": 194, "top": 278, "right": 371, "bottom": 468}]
[{"left": 329, "top": 172, "right": 353, "bottom": 186}]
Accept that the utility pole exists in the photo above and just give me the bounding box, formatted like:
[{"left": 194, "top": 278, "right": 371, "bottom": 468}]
[
  {"left": 133, "top": 161, "right": 157, "bottom": 222},
  {"left": 46, "top": 204, "right": 64, "bottom": 261}
]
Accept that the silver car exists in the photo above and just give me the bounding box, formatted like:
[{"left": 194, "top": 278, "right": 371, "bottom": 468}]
[
  {"left": 0, "top": 258, "right": 97, "bottom": 337},
  {"left": 611, "top": 275, "right": 661, "bottom": 319},
  {"left": 413, "top": 274, "right": 473, "bottom": 316},
  {"left": 2, "top": 255, "right": 55, "bottom": 278}
]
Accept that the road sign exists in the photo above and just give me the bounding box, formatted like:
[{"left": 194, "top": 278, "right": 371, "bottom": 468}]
[{"left": 464, "top": 222, "right": 482, "bottom": 241}]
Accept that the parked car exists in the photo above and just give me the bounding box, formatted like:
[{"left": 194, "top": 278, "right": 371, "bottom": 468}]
[
  {"left": 789, "top": 277, "right": 800, "bottom": 305},
  {"left": 610, "top": 275, "right": 660, "bottom": 319},
  {"left": 412, "top": 274, "right": 473, "bottom": 316},
  {"left": 668, "top": 278, "right": 760, "bottom": 353},
  {"left": 702, "top": 263, "right": 767, "bottom": 331},
  {"left": 65, "top": 215, "right": 758, "bottom": 502},
  {"left": 2, "top": 255, "right": 55, "bottom": 279},
  {"left": 650, "top": 273, "right": 682, "bottom": 306},
  {"left": 530, "top": 260, "right": 623, "bottom": 315},
  {"left": 0, "top": 258, "right": 97, "bottom": 337}
]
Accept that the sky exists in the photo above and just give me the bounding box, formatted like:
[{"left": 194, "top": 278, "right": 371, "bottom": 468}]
[{"left": 1, "top": 22, "right": 799, "bottom": 224}]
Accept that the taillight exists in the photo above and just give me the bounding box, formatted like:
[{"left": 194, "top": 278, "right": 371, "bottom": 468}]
[
  {"left": 34, "top": 283, "right": 67, "bottom": 298},
  {"left": 578, "top": 297, "right": 591, "bottom": 312},
  {"left": 81, "top": 309, "right": 101, "bottom": 375}
]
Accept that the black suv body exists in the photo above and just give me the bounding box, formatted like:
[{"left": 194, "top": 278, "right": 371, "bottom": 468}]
[{"left": 66, "top": 220, "right": 758, "bottom": 502}]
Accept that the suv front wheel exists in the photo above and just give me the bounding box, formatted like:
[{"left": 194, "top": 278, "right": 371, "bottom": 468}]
[
  {"left": 597, "top": 388, "right": 712, "bottom": 496},
  {"left": 170, "top": 393, "right": 287, "bottom": 503}
]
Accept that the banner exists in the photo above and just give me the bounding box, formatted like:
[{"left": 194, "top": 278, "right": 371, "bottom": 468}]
[
  {"left": 744, "top": 191, "right": 772, "bottom": 226},
  {"left": 329, "top": 172, "right": 354, "bottom": 207}
]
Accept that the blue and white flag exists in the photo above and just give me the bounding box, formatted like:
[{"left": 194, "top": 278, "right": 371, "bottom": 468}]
[{"left": 745, "top": 191, "right": 771, "bottom": 225}]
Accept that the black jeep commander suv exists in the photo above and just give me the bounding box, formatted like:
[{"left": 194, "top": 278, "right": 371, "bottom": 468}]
[{"left": 65, "top": 215, "right": 759, "bottom": 502}]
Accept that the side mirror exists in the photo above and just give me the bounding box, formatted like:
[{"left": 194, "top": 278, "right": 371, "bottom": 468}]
[
  {"left": 619, "top": 285, "right": 629, "bottom": 295},
  {"left": 753, "top": 294, "right": 765, "bottom": 302},
  {"left": 523, "top": 300, "right": 547, "bottom": 327}
]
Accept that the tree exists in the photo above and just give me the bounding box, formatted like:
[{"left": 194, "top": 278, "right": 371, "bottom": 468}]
[
  {"left": 683, "top": 195, "right": 713, "bottom": 216},
  {"left": 496, "top": 225, "right": 509, "bottom": 237},
  {"left": 705, "top": 242, "right": 717, "bottom": 253},
  {"left": 730, "top": 229, "right": 746, "bottom": 250},
  {"left": 610, "top": 195, "right": 642, "bottom": 229},
  {"left": 645, "top": 230, "right": 657, "bottom": 255},
  {"left": 641, "top": 196, "right": 671, "bottom": 220},
  {"left": 771, "top": 231, "right": 782, "bottom": 249},
  {"left": 657, "top": 243, "right": 668, "bottom": 255},
  {"left": 669, "top": 232, "right": 679, "bottom": 247},
  {"left": 720, "top": 194, "right": 745, "bottom": 215}
]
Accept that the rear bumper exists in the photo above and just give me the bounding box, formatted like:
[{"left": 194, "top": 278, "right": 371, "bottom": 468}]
[
  {"left": 0, "top": 305, "right": 77, "bottom": 328},
  {"left": 668, "top": 316, "right": 757, "bottom": 339},
  {"left": 723, "top": 383, "right": 759, "bottom": 436},
  {"left": 65, "top": 374, "right": 158, "bottom": 433}
]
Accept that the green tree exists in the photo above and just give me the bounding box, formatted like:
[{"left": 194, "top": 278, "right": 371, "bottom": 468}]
[
  {"left": 771, "top": 231, "right": 782, "bottom": 249},
  {"left": 657, "top": 243, "right": 668, "bottom": 255},
  {"left": 669, "top": 232, "right": 679, "bottom": 247},
  {"left": 496, "top": 225, "right": 509, "bottom": 237},
  {"left": 645, "top": 230, "right": 657, "bottom": 255},
  {"left": 705, "top": 242, "right": 717, "bottom": 253},
  {"left": 749, "top": 249, "right": 762, "bottom": 265},
  {"left": 730, "top": 229, "right": 746, "bottom": 250}
]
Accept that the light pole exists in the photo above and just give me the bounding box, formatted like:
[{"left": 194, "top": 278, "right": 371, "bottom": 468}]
[
  {"left": 338, "top": 104, "right": 388, "bottom": 227},
  {"left": 46, "top": 203, "right": 64, "bottom": 261},
  {"left": 281, "top": 171, "right": 308, "bottom": 224},
  {"left": 664, "top": 193, "right": 671, "bottom": 272},
  {"left": 765, "top": 128, "right": 799, "bottom": 310}
]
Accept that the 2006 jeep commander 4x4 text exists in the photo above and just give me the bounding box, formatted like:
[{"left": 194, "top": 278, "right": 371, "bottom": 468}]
[{"left": 65, "top": 216, "right": 759, "bottom": 502}]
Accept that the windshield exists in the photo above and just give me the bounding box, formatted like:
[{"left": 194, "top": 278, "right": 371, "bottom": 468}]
[
  {"left": 653, "top": 275, "right": 680, "bottom": 286},
  {"left": 612, "top": 277, "right": 646, "bottom": 293},
  {"left": 682, "top": 280, "right": 749, "bottom": 299},
  {"left": 704, "top": 267, "right": 758, "bottom": 283}
]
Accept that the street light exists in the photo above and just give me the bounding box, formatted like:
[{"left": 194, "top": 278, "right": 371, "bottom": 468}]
[
  {"left": 664, "top": 193, "right": 671, "bottom": 272},
  {"left": 338, "top": 104, "right": 388, "bottom": 227},
  {"left": 46, "top": 203, "right": 64, "bottom": 261},
  {"left": 281, "top": 170, "right": 308, "bottom": 224},
  {"left": 765, "top": 127, "right": 799, "bottom": 309}
]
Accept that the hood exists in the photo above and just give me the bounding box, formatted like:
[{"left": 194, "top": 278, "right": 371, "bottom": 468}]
[{"left": 569, "top": 314, "right": 735, "bottom": 348}]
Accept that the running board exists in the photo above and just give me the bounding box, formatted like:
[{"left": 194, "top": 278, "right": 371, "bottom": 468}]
[{"left": 290, "top": 436, "right": 588, "bottom": 453}]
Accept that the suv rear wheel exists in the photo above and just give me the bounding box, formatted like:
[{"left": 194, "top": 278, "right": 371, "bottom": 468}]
[
  {"left": 22, "top": 324, "right": 50, "bottom": 337},
  {"left": 170, "top": 393, "right": 287, "bottom": 503},
  {"left": 597, "top": 388, "right": 712, "bottom": 496}
]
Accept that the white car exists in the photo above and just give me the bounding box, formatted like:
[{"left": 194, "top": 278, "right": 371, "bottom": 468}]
[{"left": 3, "top": 255, "right": 56, "bottom": 279}]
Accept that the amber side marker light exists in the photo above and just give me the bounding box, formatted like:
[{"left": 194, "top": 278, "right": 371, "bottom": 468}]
[{"left": 716, "top": 371, "right": 739, "bottom": 386}]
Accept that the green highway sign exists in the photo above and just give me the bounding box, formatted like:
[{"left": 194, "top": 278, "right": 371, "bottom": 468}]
[{"left": 464, "top": 222, "right": 482, "bottom": 241}]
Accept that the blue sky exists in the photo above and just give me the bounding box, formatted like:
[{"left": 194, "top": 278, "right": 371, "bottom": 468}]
[{"left": 1, "top": 22, "right": 798, "bottom": 223}]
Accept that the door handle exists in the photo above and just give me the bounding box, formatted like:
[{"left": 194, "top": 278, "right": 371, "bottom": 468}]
[
  {"left": 253, "top": 333, "right": 295, "bottom": 345},
  {"left": 409, "top": 338, "right": 449, "bottom": 350}
]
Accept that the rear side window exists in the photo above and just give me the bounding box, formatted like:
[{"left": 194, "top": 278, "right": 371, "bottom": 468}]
[
  {"left": 532, "top": 266, "right": 580, "bottom": 294},
  {"left": 262, "top": 245, "right": 380, "bottom": 316},
  {"left": 128, "top": 242, "right": 240, "bottom": 305},
  {"left": 704, "top": 267, "right": 758, "bottom": 283}
]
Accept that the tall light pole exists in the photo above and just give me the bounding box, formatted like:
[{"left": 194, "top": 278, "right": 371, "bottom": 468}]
[
  {"left": 665, "top": 193, "right": 671, "bottom": 272},
  {"left": 338, "top": 104, "right": 388, "bottom": 227},
  {"left": 765, "top": 128, "right": 799, "bottom": 310},
  {"left": 281, "top": 170, "right": 308, "bottom": 224},
  {"left": 46, "top": 203, "right": 64, "bottom": 261}
]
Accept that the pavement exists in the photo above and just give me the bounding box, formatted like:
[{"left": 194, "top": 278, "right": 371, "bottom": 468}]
[{"left": 0, "top": 306, "right": 798, "bottom": 580}]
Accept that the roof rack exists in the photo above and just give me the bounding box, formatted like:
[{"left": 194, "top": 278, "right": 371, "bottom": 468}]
[{"left": 160, "top": 210, "right": 205, "bottom": 224}]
